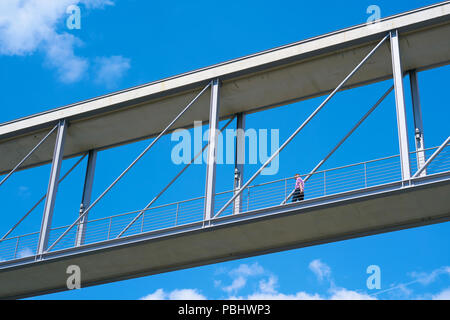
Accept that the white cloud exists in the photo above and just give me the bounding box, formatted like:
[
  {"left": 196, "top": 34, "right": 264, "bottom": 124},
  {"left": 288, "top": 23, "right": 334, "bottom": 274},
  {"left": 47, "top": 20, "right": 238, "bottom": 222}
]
[
  {"left": 94, "top": 55, "right": 131, "bottom": 88},
  {"left": 141, "top": 288, "right": 165, "bottom": 300},
  {"left": 0, "top": 0, "right": 72, "bottom": 56},
  {"left": 169, "top": 289, "right": 206, "bottom": 300},
  {"left": 329, "top": 288, "right": 376, "bottom": 300},
  {"left": 259, "top": 275, "right": 277, "bottom": 294},
  {"left": 229, "top": 262, "right": 265, "bottom": 277},
  {"left": 141, "top": 288, "right": 206, "bottom": 300},
  {"left": 43, "top": 32, "right": 88, "bottom": 83},
  {"left": 0, "top": 0, "right": 128, "bottom": 85},
  {"left": 362, "top": 265, "right": 450, "bottom": 299},
  {"left": 219, "top": 261, "right": 373, "bottom": 300},
  {"left": 309, "top": 259, "right": 332, "bottom": 282},
  {"left": 432, "top": 288, "right": 450, "bottom": 300},
  {"left": 141, "top": 262, "right": 269, "bottom": 299},
  {"left": 221, "top": 262, "right": 266, "bottom": 294},
  {"left": 140, "top": 262, "right": 449, "bottom": 301},
  {"left": 217, "top": 260, "right": 375, "bottom": 300},
  {"left": 0, "top": 0, "right": 112, "bottom": 55},
  {"left": 238, "top": 271, "right": 373, "bottom": 300},
  {"left": 246, "top": 275, "right": 322, "bottom": 300},
  {"left": 223, "top": 276, "right": 246, "bottom": 294},
  {"left": 392, "top": 283, "right": 413, "bottom": 298},
  {"left": 246, "top": 291, "right": 323, "bottom": 300},
  {"left": 409, "top": 266, "right": 450, "bottom": 285},
  {"left": 80, "top": 0, "right": 114, "bottom": 9}
]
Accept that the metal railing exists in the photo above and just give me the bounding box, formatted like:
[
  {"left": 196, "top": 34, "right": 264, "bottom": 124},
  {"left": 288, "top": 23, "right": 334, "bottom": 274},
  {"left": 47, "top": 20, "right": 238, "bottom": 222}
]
[{"left": 0, "top": 144, "right": 449, "bottom": 262}]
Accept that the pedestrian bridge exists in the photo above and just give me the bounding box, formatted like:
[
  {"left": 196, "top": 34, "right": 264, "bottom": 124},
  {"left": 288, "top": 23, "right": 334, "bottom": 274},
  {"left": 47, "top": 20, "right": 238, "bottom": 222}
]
[
  {"left": 0, "top": 1, "right": 449, "bottom": 299},
  {"left": 1, "top": 146, "right": 450, "bottom": 256},
  {"left": 0, "top": 145, "right": 449, "bottom": 299}
]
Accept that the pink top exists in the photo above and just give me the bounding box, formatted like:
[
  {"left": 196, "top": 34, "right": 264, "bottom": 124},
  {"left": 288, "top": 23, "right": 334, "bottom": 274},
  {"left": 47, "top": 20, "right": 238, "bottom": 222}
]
[{"left": 295, "top": 177, "right": 304, "bottom": 192}]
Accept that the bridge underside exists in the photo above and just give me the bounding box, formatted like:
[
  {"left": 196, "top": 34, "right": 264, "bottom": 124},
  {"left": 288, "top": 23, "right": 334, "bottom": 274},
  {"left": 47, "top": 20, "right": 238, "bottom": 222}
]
[{"left": 1, "top": 174, "right": 449, "bottom": 299}]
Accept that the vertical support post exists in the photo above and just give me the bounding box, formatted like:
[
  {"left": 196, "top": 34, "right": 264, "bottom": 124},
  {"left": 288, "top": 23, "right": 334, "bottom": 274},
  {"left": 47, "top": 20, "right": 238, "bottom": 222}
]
[
  {"left": 390, "top": 30, "right": 411, "bottom": 181},
  {"left": 107, "top": 217, "right": 112, "bottom": 240},
  {"left": 14, "top": 237, "right": 19, "bottom": 259},
  {"left": 247, "top": 187, "right": 250, "bottom": 212},
  {"left": 409, "top": 70, "right": 426, "bottom": 176},
  {"left": 204, "top": 79, "right": 221, "bottom": 223},
  {"left": 233, "top": 113, "right": 245, "bottom": 214},
  {"left": 364, "top": 162, "right": 368, "bottom": 188},
  {"left": 75, "top": 150, "right": 97, "bottom": 247},
  {"left": 37, "top": 119, "right": 67, "bottom": 255},
  {"left": 284, "top": 179, "right": 287, "bottom": 201}
]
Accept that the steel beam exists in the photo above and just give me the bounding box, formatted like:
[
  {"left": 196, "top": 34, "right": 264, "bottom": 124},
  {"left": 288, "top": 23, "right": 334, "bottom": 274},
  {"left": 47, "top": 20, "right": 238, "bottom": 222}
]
[
  {"left": 390, "top": 30, "right": 411, "bottom": 181},
  {"left": 204, "top": 79, "right": 221, "bottom": 222},
  {"left": 2, "top": 2, "right": 450, "bottom": 176},
  {"left": 1, "top": 154, "right": 87, "bottom": 241},
  {"left": 75, "top": 150, "right": 97, "bottom": 247},
  {"left": 281, "top": 85, "right": 395, "bottom": 205},
  {"left": 37, "top": 120, "right": 67, "bottom": 255},
  {"left": 46, "top": 82, "right": 211, "bottom": 253},
  {"left": 116, "top": 116, "right": 235, "bottom": 238},
  {"left": 214, "top": 34, "right": 389, "bottom": 218},
  {"left": 2, "top": 171, "right": 449, "bottom": 299},
  {"left": 412, "top": 136, "right": 449, "bottom": 178},
  {"left": 233, "top": 113, "right": 245, "bottom": 214},
  {"left": 0, "top": 125, "right": 57, "bottom": 188},
  {"left": 409, "top": 70, "right": 426, "bottom": 176}
]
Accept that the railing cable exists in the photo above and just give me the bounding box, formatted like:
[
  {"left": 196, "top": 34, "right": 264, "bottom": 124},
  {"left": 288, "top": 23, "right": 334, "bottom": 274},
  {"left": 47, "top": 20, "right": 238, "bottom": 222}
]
[
  {"left": 213, "top": 33, "right": 390, "bottom": 219},
  {"left": 46, "top": 82, "right": 212, "bottom": 252},
  {"left": 116, "top": 116, "right": 236, "bottom": 238},
  {"left": 412, "top": 136, "right": 449, "bottom": 178},
  {"left": 0, "top": 125, "right": 58, "bottom": 188},
  {"left": 0, "top": 153, "right": 88, "bottom": 241},
  {"left": 281, "top": 85, "right": 394, "bottom": 204}
]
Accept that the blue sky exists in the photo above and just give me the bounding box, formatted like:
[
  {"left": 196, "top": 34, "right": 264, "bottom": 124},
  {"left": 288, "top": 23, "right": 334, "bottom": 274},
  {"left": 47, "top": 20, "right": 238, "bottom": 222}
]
[{"left": 0, "top": 0, "right": 449, "bottom": 299}]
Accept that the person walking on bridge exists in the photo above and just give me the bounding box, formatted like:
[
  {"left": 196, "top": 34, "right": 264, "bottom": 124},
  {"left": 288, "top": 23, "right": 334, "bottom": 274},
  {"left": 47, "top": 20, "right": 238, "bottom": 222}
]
[{"left": 292, "top": 174, "right": 304, "bottom": 202}]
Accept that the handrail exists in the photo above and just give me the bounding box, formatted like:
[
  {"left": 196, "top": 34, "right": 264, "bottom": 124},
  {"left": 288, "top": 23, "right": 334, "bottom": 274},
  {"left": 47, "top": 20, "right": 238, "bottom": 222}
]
[
  {"left": 412, "top": 136, "right": 449, "bottom": 178},
  {"left": 1, "top": 143, "right": 448, "bottom": 256},
  {"left": 213, "top": 33, "right": 390, "bottom": 219},
  {"left": 281, "top": 84, "right": 394, "bottom": 205},
  {"left": 117, "top": 116, "right": 236, "bottom": 238},
  {"left": 0, "top": 153, "right": 88, "bottom": 241},
  {"left": 46, "top": 82, "right": 213, "bottom": 253},
  {"left": 241, "top": 146, "right": 441, "bottom": 192}
]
